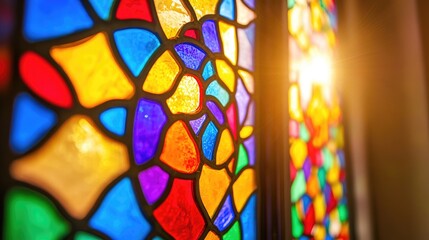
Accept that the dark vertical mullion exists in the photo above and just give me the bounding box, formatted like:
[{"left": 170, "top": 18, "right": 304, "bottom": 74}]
[
  {"left": 256, "top": 0, "right": 290, "bottom": 239},
  {"left": 0, "top": 0, "right": 19, "bottom": 237}
]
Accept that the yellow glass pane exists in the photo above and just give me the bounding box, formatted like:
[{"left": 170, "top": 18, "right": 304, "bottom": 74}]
[
  {"left": 289, "top": 84, "right": 304, "bottom": 121},
  {"left": 239, "top": 126, "right": 253, "bottom": 139},
  {"left": 233, "top": 168, "right": 256, "bottom": 212},
  {"left": 219, "top": 21, "right": 237, "bottom": 65},
  {"left": 216, "top": 129, "right": 234, "bottom": 165},
  {"left": 314, "top": 194, "right": 326, "bottom": 222},
  {"left": 10, "top": 115, "right": 129, "bottom": 219},
  {"left": 332, "top": 182, "right": 343, "bottom": 200},
  {"left": 199, "top": 164, "right": 230, "bottom": 217},
  {"left": 310, "top": 2, "right": 325, "bottom": 31},
  {"left": 143, "top": 50, "right": 180, "bottom": 94},
  {"left": 216, "top": 60, "right": 235, "bottom": 92},
  {"left": 238, "top": 69, "right": 254, "bottom": 93},
  {"left": 288, "top": 5, "right": 301, "bottom": 36},
  {"left": 166, "top": 75, "right": 201, "bottom": 114},
  {"left": 205, "top": 231, "right": 220, "bottom": 240},
  {"left": 236, "top": 0, "right": 256, "bottom": 25},
  {"left": 154, "top": 0, "right": 192, "bottom": 39},
  {"left": 314, "top": 225, "right": 327, "bottom": 240},
  {"left": 290, "top": 139, "right": 307, "bottom": 168},
  {"left": 51, "top": 33, "right": 134, "bottom": 108},
  {"left": 160, "top": 120, "right": 199, "bottom": 173},
  {"left": 188, "top": 0, "right": 218, "bottom": 20}
]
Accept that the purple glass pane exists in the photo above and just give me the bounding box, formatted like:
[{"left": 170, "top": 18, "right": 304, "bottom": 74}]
[
  {"left": 244, "top": 0, "right": 255, "bottom": 9},
  {"left": 133, "top": 98, "right": 167, "bottom": 165},
  {"left": 207, "top": 101, "right": 224, "bottom": 125},
  {"left": 303, "top": 157, "right": 311, "bottom": 181},
  {"left": 174, "top": 43, "right": 206, "bottom": 70},
  {"left": 235, "top": 78, "right": 250, "bottom": 125},
  {"left": 244, "top": 135, "right": 255, "bottom": 166},
  {"left": 214, "top": 195, "right": 235, "bottom": 231},
  {"left": 190, "top": 114, "right": 207, "bottom": 135},
  {"left": 238, "top": 23, "right": 255, "bottom": 71},
  {"left": 202, "top": 20, "right": 220, "bottom": 53},
  {"left": 244, "top": 101, "right": 255, "bottom": 125},
  {"left": 138, "top": 166, "right": 169, "bottom": 205}
]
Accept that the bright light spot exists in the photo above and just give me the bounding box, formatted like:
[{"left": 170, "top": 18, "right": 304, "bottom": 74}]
[{"left": 299, "top": 53, "right": 332, "bottom": 87}]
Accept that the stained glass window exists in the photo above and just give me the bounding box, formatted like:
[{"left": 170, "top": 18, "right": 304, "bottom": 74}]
[
  {"left": 288, "top": 0, "right": 350, "bottom": 239},
  {"left": 2, "top": 0, "right": 257, "bottom": 239}
]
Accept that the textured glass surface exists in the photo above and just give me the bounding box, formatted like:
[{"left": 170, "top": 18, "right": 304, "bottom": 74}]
[
  {"left": 288, "top": 0, "right": 350, "bottom": 239},
  {"left": 5, "top": 1, "right": 257, "bottom": 238},
  {"left": 51, "top": 33, "right": 135, "bottom": 108},
  {"left": 10, "top": 116, "right": 130, "bottom": 219}
]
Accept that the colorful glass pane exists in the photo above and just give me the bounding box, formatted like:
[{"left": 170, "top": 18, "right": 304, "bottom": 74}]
[
  {"left": 288, "top": 0, "right": 350, "bottom": 239},
  {"left": 3, "top": 1, "right": 258, "bottom": 239}
]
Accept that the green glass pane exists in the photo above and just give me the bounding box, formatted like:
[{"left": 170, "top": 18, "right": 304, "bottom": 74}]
[
  {"left": 288, "top": 0, "right": 296, "bottom": 9},
  {"left": 318, "top": 168, "right": 326, "bottom": 189},
  {"left": 339, "top": 204, "right": 349, "bottom": 223},
  {"left": 299, "top": 122, "right": 310, "bottom": 142},
  {"left": 4, "top": 187, "right": 70, "bottom": 240},
  {"left": 291, "top": 205, "right": 304, "bottom": 238},
  {"left": 322, "top": 147, "right": 333, "bottom": 170},
  {"left": 235, "top": 144, "right": 249, "bottom": 174},
  {"left": 223, "top": 221, "right": 241, "bottom": 240},
  {"left": 291, "top": 170, "right": 306, "bottom": 202},
  {"left": 75, "top": 232, "right": 102, "bottom": 240}
]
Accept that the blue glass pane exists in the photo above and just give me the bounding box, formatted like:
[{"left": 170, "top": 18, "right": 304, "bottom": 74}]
[
  {"left": 114, "top": 28, "right": 161, "bottom": 77},
  {"left": 133, "top": 99, "right": 167, "bottom": 165},
  {"left": 99, "top": 107, "right": 127, "bottom": 136},
  {"left": 90, "top": 178, "right": 151, "bottom": 240},
  {"left": 10, "top": 93, "right": 57, "bottom": 154},
  {"left": 202, "top": 121, "right": 218, "bottom": 161},
  {"left": 206, "top": 81, "right": 229, "bottom": 107},
  {"left": 202, "top": 61, "right": 215, "bottom": 80},
  {"left": 302, "top": 194, "right": 311, "bottom": 214},
  {"left": 214, "top": 195, "right": 235, "bottom": 231},
  {"left": 240, "top": 194, "right": 257, "bottom": 240},
  {"left": 207, "top": 101, "right": 224, "bottom": 125},
  {"left": 88, "top": 0, "right": 115, "bottom": 20},
  {"left": 174, "top": 43, "right": 206, "bottom": 70},
  {"left": 219, "top": 0, "right": 235, "bottom": 20},
  {"left": 202, "top": 21, "right": 221, "bottom": 53},
  {"left": 23, "top": 0, "right": 93, "bottom": 42},
  {"left": 190, "top": 114, "right": 207, "bottom": 135}
]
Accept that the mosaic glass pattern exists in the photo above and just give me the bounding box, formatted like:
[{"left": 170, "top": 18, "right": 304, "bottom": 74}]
[
  {"left": 288, "top": 0, "right": 350, "bottom": 239},
  {"left": 3, "top": 0, "right": 257, "bottom": 239}
]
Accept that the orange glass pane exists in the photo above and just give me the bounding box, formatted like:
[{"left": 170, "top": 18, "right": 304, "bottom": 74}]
[
  {"left": 216, "top": 129, "right": 234, "bottom": 165},
  {"left": 232, "top": 168, "right": 256, "bottom": 212},
  {"left": 204, "top": 231, "right": 220, "bottom": 240},
  {"left": 160, "top": 120, "right": 199, "bottom": 173},
  {"left": 10, "top": 115, "right": 129, "bottom": 219},
  {"left": 199, "top": 164, "right": 230, "bottom": 217}
]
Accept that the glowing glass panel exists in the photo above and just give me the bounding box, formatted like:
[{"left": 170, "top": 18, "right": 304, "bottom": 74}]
[{"left": 288, "top": 0, "right": 350, "bottom": 239}]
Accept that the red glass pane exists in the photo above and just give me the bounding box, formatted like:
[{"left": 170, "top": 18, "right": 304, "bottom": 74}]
[
  {"left": 116, "top": 0, "right": 153, "bottom": 22},
  {"left": 19, "top": 51, "right": 73, "bottom": 108}
]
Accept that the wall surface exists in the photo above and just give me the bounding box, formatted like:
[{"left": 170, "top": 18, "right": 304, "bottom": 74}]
[{"left": 341, "top": 0, "right": 429, "bottom": 239}]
